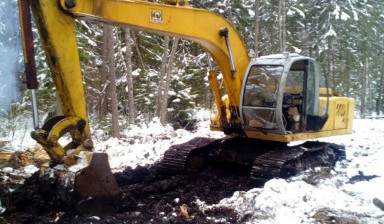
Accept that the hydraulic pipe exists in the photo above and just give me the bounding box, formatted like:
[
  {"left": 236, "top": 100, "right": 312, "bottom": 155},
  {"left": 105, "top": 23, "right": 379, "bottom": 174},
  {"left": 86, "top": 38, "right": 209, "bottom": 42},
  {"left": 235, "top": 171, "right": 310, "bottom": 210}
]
[
  {"left": 30, "top": 89, "right": 39, "bottom": 129},
  {"left": 207, "top": 53, "right": 213, "bottom": 71},
  {"left": 219, "top": 27, "right": 236, "bottom": 78},
  {"left": 18, "top": 0, "right": 39, "bottom": 129}
]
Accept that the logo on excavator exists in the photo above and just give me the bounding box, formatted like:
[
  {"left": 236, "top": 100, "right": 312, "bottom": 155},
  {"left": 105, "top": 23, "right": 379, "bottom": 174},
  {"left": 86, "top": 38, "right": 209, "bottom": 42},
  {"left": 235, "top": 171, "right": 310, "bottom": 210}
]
[{"left": 151, "top": 10, "right": 163, "bottom": 24}]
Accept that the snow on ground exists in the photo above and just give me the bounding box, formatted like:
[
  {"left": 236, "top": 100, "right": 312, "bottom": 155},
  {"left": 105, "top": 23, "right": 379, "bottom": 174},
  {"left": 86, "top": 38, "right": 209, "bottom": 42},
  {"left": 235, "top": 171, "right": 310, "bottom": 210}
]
[
  {"left": 90, "top": 112, "right": 384, "bottom": 222},
  {"left": 199, "top": 119, "right": 384, "bottom": 223},
  {"left": 0, "top": 200, "right": 4, "bottom": 214},
  {"left": 93, "top": 110, "right": 224, "bottom": 171},
  {"left": 0, "top": 116, "right": 36, "bottom": 151},
  {"left": 2, "top": 109, "right": 384, "bottom": 222}
]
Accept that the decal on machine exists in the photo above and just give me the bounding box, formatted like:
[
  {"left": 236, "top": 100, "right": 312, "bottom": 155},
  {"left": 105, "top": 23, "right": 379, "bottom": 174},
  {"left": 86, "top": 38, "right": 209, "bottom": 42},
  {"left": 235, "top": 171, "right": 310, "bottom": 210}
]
[{"left": 150, "top": 10, "right": 163, "bottom": 23}]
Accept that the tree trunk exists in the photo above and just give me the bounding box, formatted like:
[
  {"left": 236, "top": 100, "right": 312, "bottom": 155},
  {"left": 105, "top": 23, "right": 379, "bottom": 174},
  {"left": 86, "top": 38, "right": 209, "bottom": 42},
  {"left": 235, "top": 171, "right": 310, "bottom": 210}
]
[
  {"left": 327, "top": 38, "right": 333, "bottom": 88},
  {"left": 344, "top": 51, "right": 351, "bottom": 97},
  {"left": 131, "top": 31, "right": 146, "bottom": 71},
  {"left": 99, "top": 24, "right": 109, "bottom": 117},
  {"left": 55, "top": 93, "right": 63, "bottom": 116},
  {"left": 156, "top": 35, "right": 170, "bottom": 117},
  {"left": 278, "top": 0, "right": 286, "bottom": 52},
  {"left": 125, "top": 28, "right": 136, "bottom": 125},
  {"left": 330, "top": 41, "right": 335, "bottom": 88},
  {"left": 160, "top": 37, "right": 179, "bottom": 126},
  {"left": 253, "top": 0, "right": 260, "bottom": 57},
  {"left": 117, "top": 28, "right": 136, "bottom": 125},
  {"left": 269, "top": 1, "right": 275, "bottom": 53},
  {"left": 360, "top": 58, "right": 368, "bottom": 118},
  {"left": 367, "top": 60, "right": 372, "bottom": 116},
  {"left": 226, "top": 1, "right": 234, "bottom": 23},
  {"left": 376, "top": 57, "right": 384, "bottom": 115},
  {"left": 106, "top": 25, "right": 120, "bottom": 138},
  {"left": 282, "top": 0, "right": 286, "bottom": 52}
]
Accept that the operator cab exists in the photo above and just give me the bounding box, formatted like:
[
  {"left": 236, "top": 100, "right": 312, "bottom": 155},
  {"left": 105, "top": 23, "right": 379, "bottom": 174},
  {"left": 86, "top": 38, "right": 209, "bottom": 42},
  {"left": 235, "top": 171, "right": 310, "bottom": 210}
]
[{"left": 240, "top": 53, "right": 329, "bottom": 134}]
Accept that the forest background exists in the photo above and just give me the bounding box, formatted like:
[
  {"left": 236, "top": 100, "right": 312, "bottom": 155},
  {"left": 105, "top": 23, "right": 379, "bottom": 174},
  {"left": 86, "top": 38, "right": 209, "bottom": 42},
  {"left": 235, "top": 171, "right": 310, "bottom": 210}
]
[{"left": 1, "top": 0, "right": 384, "bottom": 139}]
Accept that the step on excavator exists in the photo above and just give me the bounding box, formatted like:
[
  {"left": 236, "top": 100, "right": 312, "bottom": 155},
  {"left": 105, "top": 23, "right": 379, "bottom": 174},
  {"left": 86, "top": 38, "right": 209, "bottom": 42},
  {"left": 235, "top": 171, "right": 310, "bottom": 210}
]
[{"left": 17, "top": 0, "right": 354, "bottom": 215}]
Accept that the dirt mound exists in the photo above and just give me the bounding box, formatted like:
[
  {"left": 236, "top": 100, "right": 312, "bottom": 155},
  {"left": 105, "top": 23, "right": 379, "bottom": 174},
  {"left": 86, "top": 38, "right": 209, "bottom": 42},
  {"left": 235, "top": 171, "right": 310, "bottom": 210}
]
[{"left": 0, "top": 171, "right": 74, "bottom": 223}]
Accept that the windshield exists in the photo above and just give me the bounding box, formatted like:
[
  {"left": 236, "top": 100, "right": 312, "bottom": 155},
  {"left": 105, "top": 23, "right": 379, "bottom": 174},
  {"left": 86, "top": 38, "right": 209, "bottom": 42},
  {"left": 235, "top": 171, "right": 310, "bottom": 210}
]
[
  {"left": 243, "top": 65, "right": 282, "bottom": 107},
  {"left": 241, "top": 65, "right": 283, "bottom": 130}
]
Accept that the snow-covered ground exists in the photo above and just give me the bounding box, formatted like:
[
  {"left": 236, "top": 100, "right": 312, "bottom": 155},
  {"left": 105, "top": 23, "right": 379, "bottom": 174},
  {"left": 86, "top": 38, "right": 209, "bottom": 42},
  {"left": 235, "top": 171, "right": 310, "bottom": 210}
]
[
  {"left": 1, "top": 110, "right": 384, "bottom": 222},
  {"left": 92, "top": 115, "right": 384, "bottom": 223},
  {"left": 92, "top": 110, "right": 225, "bottom": 171},
  {"left": 199, "top": 119, "right": 384, "bottom": 223}
]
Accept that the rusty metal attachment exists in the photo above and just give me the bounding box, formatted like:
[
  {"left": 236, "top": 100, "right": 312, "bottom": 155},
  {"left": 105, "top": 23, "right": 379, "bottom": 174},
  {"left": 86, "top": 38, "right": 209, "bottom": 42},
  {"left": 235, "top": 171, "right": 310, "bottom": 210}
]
[
  {"left": 74, "top": 153, "right": 121, "bottom": 216},
  {"left": 31, "top": 116, "right": 92, "bottom": 166},
  {"left": 31, "top": 116, "right": 121, "bottom": 216}
]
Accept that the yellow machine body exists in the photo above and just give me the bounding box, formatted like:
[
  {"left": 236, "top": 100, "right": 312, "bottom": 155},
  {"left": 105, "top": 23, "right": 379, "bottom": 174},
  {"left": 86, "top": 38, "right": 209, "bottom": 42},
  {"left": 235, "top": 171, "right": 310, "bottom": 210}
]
[
  {"left": 22, "top": 0, "right": 355, "bottom": 162},
  {"left": 242, "top": 96, "right": 355, "bottom": 142},
  {"left": 236, "top": 54, "right": 355, "bottom": 142},
  {"left": 18, "top": 0, "right": 355, "bottom": 213}
]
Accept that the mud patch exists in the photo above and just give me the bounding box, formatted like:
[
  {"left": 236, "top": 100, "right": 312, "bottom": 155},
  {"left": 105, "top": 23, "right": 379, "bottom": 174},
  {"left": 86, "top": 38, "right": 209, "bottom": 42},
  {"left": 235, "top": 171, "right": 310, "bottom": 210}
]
[
  {"left": 348, "top": 171, "right": 379, "bottom": 184},
  {"left": 0, "top": 171, "right": 74, "bottom": 223},
  {"left": 0, "top": 140, "right": 348, "bottom": 223},
  {"left": 0, "top": 161, "right": 252, "bottom": 223}
]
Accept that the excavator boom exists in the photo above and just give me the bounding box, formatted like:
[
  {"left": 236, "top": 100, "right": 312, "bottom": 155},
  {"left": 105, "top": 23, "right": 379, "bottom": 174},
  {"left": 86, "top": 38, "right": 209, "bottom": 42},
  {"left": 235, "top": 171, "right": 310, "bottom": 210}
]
[
  {"left": 19, "top": 0, "right": 250, "bottom": 215},
  {"left": 56, "top": 0, "right": 249, "bottom": 134},
  {"left": 25, "top": 0, "right": 253, "bottom": 167}
]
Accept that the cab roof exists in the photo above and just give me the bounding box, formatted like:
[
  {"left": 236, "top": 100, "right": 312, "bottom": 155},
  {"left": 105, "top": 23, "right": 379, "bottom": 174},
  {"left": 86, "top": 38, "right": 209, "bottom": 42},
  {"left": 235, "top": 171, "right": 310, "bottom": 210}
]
[{"left": 253, "top": 53, "right": 314, "bottom": 66}]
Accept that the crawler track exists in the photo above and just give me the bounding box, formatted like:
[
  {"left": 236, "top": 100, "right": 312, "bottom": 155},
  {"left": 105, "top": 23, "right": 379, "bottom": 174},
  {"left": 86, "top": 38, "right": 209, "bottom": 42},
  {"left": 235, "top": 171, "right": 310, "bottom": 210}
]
[
  {"left": 162, "top": 137, "right": 346, "bottom": 185},
  {"left": 250, "top": 141, "right": 346, "bottom": 184},
  {"left": 0, "top": 137, "right": 346, "bottom": 223},
  {"left": 161, "top": 137, "right": 222, "bottom": 172}
]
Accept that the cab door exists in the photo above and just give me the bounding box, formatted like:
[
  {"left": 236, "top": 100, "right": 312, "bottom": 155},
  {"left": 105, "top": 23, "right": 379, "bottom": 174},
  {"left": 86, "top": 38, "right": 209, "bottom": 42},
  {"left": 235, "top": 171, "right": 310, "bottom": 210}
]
[
  {"left": 303, "top": 60, "right": 328, "bottom": 131},
  {"left": 280, "top": 59, "right": 327, "bottom": 132}
]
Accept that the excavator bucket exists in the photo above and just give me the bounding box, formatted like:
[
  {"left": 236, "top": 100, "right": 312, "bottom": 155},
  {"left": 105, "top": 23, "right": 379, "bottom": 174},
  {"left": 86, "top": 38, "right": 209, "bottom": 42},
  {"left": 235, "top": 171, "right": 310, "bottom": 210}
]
[
  {"left": 29, "top": 116, "right": 121, "bottom": 216},
  {"left": 73, "top": 153, "right": 121, "bottom": 216}
]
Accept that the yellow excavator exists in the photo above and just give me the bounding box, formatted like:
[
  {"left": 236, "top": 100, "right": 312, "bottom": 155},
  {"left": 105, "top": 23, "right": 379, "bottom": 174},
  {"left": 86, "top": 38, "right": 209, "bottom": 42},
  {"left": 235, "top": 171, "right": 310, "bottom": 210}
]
[{"left": 17, "top": 0, "right": 354, "bottom": 214}]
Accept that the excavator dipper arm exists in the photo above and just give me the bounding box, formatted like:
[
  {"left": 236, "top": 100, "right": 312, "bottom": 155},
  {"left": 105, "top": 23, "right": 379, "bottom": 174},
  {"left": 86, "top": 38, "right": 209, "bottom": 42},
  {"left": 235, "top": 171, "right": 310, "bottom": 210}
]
[
  {"left": 21, "top": 0, "right": 250, "bottom": 215},
  {"left": 27, "top": 0, "right": 92, "bottom": 166}
]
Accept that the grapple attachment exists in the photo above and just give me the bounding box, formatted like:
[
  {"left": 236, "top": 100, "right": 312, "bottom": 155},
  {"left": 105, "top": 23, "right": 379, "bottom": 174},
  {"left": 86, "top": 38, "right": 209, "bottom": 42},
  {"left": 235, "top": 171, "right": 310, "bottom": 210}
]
[{"left": 31, "top": 116, "right": 120, "bottom": 216}]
